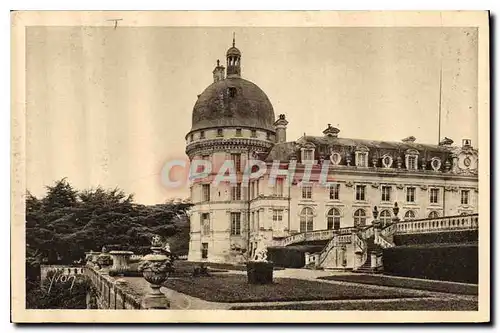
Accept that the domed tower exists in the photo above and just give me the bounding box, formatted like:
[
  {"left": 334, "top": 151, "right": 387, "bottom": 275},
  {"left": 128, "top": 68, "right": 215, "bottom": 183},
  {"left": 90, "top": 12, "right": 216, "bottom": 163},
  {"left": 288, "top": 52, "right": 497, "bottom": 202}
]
[{"left": 185, "top": 37, "right": 276, "bottom": 262}]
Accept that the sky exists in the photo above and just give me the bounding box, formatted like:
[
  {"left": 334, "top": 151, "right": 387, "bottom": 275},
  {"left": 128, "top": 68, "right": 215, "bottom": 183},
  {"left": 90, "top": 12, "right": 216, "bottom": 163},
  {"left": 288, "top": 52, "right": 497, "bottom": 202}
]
[{"left": 25, "top": 27, "right": 478, "bottom": 204}]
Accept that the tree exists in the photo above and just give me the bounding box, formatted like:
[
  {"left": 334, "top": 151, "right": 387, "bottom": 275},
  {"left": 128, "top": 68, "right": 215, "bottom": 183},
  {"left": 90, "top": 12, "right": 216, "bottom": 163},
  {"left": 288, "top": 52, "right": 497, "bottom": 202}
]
[{"left": 26, "top": 179, "right": 193, "bottom": 264}]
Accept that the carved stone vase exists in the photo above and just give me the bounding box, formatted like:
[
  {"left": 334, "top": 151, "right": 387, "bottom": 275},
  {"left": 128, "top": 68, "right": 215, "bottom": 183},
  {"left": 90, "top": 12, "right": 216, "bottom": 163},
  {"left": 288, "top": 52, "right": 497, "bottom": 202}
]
[{"left": 138, "top": 235, "right": 173, "bottom": 309}]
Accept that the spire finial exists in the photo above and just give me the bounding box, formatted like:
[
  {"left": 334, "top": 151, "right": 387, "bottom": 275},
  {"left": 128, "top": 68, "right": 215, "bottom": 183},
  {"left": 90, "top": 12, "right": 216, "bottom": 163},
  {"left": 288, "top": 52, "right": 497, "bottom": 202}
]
[
  {"left": 232, "top": 32, "right": 235, "bottom": 47},
  {"left": 217, "top": 59, "right": 220, "bottom": 66}
]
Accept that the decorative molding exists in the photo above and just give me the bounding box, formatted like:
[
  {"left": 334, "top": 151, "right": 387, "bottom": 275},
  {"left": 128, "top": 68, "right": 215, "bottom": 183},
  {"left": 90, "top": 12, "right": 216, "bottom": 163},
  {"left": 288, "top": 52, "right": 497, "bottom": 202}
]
[
  {"left": 371, "top": 182, "right": 380, "bottom": 189},
  {"left": 445, "top": 186, "right": 459, "bottom": 192},
  {"left": 431, "top": 157, "right": 442, "bottom": 172},
  {"left": 345, "top": 181, "right": 354, "bottom": 188},
  {"left": 419, "top": 184, "right": 428, "bottom": 190},
  {"left": 381, "top": 154, "right": 393, "bottom": 168},
  {"left": 330, "top": 152, "right": 342, "bottom": 165},
  {"left": 396, "top": 184, "right": 404, "bottom": 190}
]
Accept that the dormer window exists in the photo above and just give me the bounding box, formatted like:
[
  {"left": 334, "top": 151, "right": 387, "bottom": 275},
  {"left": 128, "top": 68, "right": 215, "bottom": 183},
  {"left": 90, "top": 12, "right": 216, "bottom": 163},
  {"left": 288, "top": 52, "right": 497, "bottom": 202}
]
[
  {"left": 300, "top": 143, "right": 316, "bottom": 164},
  {"left": 200, "top": 131, "right": 205, "bottom": 139},
  {"left": 217, "top": 128, "right": 223, "bottom": 137},
  {"left": 330, "top": 152, "right": 341, "bottom": 165},
  {"left": 236, "top": 128, "right": 242, "bottom": 137},
  {"left": 189, "top": 134, "right": 194, "bottom": 142},
  {"left": 355, "top": 146, "right": 369, "bottom": 168},
  {"left": 228, "top": 87, "right": 237, "bottom": 98},
  {"left": 407, "top": 156, "right": 417, "bottom": 169},
  {"left": 251, "top": 130, "right": 257, "bottom": 138},
  {"left": 303, "top": 149, "right": 314, "bottom": 162},
  {"left": 405, "top": 149, "right": 419, "bottom": 170}
]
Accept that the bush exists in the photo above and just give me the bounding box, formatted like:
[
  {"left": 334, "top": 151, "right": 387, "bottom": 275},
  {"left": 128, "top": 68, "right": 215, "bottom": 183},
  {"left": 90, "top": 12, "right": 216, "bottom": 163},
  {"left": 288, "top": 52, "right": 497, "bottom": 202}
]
[
  {"left": 246, "top": 261, "right": 273, "bottom": 284},
  {"left": 267, "top": 245, "right": 322, "bottom": 268},
  {"left": 383, "top": 243, "right": 478, "bottom": 283},
  {"left": 26, "top": 275, "right": 90, "bottom": 309}
]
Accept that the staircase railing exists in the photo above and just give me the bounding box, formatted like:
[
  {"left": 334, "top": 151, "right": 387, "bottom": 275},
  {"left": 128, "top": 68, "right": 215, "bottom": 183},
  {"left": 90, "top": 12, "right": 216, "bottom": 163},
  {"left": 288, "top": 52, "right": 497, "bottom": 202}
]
[
  {"left": 374, "top": 233, "right": 395, "bottom": 248},
  {"left": 318, "top": 231, "right": 353, "bottom": 266},
  {"left": 272, "top": 227, "right": 355, "bottom": 247}
]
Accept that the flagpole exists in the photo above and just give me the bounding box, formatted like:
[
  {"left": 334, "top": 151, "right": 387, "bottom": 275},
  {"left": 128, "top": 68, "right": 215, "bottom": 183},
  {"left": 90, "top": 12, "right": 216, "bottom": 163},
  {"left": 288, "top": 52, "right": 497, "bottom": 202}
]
[{"left": 438, "top": 63, "right": 443, "bottom": 144}]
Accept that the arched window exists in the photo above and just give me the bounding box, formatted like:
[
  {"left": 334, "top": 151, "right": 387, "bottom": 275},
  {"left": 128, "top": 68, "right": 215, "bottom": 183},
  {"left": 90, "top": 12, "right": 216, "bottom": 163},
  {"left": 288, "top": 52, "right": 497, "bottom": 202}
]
[
  {"left": 300, "top": 207, "right": 314, "bottom": 232},
  {"left": 404, "top": 210, "right": 416, "bottom": 220},
  {"left": 354, "top": 209, "right": 366, "bottom": 227},
  {"left": 327, "top": 208, "right": 341, "bottom": 230},
  {"left": 428, "top": 211, "right": 440, "bottom": 218},
  {"left": 380, "top": 210, "right": 392, "bottom": 225}
]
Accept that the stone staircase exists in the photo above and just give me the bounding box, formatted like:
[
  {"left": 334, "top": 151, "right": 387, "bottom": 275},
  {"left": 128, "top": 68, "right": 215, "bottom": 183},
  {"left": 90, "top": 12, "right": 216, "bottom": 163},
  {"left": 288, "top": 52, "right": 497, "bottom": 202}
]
[{"left": 353, "top": 236, "right": 384, "bottom": 274}]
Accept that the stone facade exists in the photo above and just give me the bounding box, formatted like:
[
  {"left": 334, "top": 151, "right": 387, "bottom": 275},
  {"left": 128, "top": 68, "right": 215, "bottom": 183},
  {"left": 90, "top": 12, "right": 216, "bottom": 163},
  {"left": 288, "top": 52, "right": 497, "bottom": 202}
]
[{"left": 185, "top": 39, "right": 479, "bottom": 263}]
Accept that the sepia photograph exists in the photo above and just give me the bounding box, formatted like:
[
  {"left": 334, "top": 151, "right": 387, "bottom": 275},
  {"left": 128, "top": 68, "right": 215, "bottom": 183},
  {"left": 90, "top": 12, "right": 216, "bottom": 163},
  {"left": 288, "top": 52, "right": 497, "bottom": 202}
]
[{"left": 10, "top": 10, "right": 490, "bottom": 323}]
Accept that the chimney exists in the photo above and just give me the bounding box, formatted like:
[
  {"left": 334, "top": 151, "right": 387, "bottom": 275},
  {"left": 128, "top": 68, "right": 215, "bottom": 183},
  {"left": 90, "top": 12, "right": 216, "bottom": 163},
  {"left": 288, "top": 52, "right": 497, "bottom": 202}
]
[
  {"left": 212, "top": 59, "right": 225, "bottom": 82},
  {"left": 273, "top": 114, "right": 289, "bottom": 143}
]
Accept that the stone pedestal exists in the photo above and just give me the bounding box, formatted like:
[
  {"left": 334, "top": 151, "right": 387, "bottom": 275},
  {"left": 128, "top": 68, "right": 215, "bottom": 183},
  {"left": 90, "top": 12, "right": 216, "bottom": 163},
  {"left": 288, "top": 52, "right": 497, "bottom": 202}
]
[
  {"left": 370, "top": 251, "right": 378, "bottom": 270},
  {"left": 109, "top": 251, "right": 133, "bottom": 274},
  {"left": 246, "top": 261, "right": 273, "bottom": 284}
]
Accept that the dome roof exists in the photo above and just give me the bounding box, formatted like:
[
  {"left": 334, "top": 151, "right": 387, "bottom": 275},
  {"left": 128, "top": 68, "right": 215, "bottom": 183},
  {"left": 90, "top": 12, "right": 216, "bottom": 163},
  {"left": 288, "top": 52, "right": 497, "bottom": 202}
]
[
  {"left": 191, "top": 77, "right": 276, "bottom": 132},
  {"left": 226, "top": 46, "right": 241, "bottom": 56}
]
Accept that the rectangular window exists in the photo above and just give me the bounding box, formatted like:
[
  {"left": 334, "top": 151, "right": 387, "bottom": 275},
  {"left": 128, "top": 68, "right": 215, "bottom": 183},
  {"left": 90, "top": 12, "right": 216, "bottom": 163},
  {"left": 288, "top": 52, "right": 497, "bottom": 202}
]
[
  {"left": 201, "top": 213, "right": 210, "bottom": 235},
  {"left": 217, "top": 128, "right": 223, "bottom": 137},
  {"left": 357, "top": 153, "right": 367, "bottom": 167},
  {"left": 406, "top": 187, "right": 416, "bottom": 203},
  {"left": 256, "top": 179, "right": 260, "bottom": 197},
  {"left": 200, "top": 131, "right": 205, "bottom": 139},
  {"left": 430, "top": 188, "right": 439, "bottom": 204},
  {"left": 201, "top": 243, "right": 208, "bottom": 259},
  {"left": 274, "top": 178, "right": 284, "bottom": 197},
  {"left": 231, "top": 183, "right": 241, "bottom": 201},
  {"left": 407, "top": 156, "right": 417, "bottom": 170},
  {"left": 381, "top": 186, "right": 391, "bottom": 202},
  {"left": 256, "top": 210, "right": 260, "bottom": 230},
  {"left": 250, "top": 181, "right": 255, "bottom": 199},
  {"left": 231, "top": 212, "right": 241, "bottom": 235},
  {"left": 272, "top": 209, "right": 283, "bottom": 222},
  {"left": 251, "top": 212, "right": 255, "bottom": 231},
  {"left": 329, "top": 184, "right": 340, "bottom": 200},
  {"left": 355, "top": 185, "right": 366, "bottom": 201},
  {"left": 231, "top": 153, "right": 241, "bottom": 172},
  {"left": 202, "top": 184, "right": 210, "bottom": 202},
  {"left": 461, "top": 190, "right": 470, "bottom": 205},
  {"left": 302, "top": 185, "right": 312, "bottom": 199},
  {"left": 303, "top": 149, "right": 314, "bottom": 162},
  {"left": 236, "top": 128, "right": 242, "bottom": 137},
  {"left": 251, "top": 129, "right": 257, "bottom": 138}
]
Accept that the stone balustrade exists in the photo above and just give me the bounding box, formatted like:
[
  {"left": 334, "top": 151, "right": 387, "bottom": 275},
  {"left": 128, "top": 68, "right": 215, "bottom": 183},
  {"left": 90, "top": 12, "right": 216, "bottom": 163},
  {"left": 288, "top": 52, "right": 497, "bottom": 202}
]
[
  {"left": 40, "top": 265, "right": 85, "bottom": 286},
  {"left": 84, "top": 266, "right": 142, "bottom": 309},
  {"left": 393, "top": 214, "right": 478, "bottom": 235},
  {"left": 272, "top": 227, "right": 355, "bottom": 247}
]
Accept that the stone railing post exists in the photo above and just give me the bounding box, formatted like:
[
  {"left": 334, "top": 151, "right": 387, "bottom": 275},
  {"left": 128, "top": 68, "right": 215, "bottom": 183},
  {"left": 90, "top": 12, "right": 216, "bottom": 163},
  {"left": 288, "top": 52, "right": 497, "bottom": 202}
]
[{"left": 138, "top": 235, "right": 173, "bottom": 309}]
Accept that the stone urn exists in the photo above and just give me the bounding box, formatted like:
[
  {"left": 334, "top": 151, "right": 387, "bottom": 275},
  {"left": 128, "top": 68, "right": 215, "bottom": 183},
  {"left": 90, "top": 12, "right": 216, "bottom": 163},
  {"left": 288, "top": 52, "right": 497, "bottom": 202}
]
[
  {"left": 109, "top": 250, "right": 134, "bottom": 276},
  {"left": 138, "top": 235, "right": 174, "bottom": 309}
]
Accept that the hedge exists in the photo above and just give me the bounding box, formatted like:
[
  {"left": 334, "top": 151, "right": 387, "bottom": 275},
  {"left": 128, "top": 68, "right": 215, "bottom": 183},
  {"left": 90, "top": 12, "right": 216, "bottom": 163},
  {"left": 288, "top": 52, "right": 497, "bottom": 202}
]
[
  {"left": 267, "top": 245, "right": 323, "bottom": 268},
  {"left": 382, "top": 242, "right": 478, "bottom": 283}
]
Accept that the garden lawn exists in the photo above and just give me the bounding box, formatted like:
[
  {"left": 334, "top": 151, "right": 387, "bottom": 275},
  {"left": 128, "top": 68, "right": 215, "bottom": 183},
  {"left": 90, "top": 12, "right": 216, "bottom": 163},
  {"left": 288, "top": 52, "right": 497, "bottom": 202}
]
[
  {"left": 318, "top": 274, "right": 478, "bottom": 296},
  {"left": 230, "top": 298, "right": 478, "bottom": 311},
  {"left": 164, "top": 274, "right": 431, "bottom": 303}
]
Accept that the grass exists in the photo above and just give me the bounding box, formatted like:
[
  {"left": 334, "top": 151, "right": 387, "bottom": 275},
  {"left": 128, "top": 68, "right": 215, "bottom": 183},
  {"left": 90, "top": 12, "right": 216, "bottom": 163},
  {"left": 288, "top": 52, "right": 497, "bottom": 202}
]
[
  {"left": 318, "top": 274, "right": 478, "bottom": 296},
  {"left": 164, "top": 274, "right": 431, "bottom": 303},
  {"left": 230, "top": 299, "right": 479, "bottom": 311}
]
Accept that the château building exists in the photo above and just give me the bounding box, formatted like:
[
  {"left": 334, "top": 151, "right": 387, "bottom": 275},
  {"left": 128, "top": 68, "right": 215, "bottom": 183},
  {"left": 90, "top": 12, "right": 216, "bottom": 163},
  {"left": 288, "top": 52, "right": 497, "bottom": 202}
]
[{"left": 185, "top": 38, "right": 479, "bottom": 263}]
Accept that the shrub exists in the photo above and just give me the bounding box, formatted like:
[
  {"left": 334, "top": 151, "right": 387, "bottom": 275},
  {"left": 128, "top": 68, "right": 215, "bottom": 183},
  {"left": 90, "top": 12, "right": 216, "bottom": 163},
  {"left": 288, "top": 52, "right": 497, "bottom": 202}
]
[
  {"left": 246, "top": 261, "right": 273, "bottom": 284},
  {"left": 383, "top": 243, "right": 478, "bottom": 283}
]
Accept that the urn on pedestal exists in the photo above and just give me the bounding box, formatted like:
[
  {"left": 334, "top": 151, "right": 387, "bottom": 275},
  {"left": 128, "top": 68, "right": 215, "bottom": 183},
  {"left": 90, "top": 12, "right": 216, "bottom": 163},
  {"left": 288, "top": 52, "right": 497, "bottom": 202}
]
[{"left": 138, "top": 235, "right": 174, "bottom": 309}]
